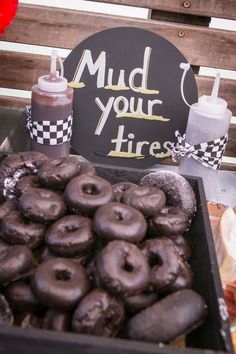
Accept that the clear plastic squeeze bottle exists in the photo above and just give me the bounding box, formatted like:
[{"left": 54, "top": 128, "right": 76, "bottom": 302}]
[
  {"left": 30, "top": 50, "right": 74, "bottom": 158},
  {"left": 179, "top": 73, "right": 232, "bottom": 201}
]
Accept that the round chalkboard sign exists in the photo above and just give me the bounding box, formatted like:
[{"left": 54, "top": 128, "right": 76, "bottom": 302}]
[{"left": 64, "top": 27, "right": 198, "bottom": 169}]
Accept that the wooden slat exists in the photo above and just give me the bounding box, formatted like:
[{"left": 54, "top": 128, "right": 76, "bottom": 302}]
[
  {"left": 0, "top": 52, "right": 50, "bottom": 91},
  {"left": 221, "top": 161, "right": 236, "bottom": 171},
  {"left": 95, "top": 0, "right": 236, "bottom": 20},
  {"left": 0, "top": 51, "right": 236, "bottom": 115},
  {"left": 225, "top": 123, "right": 236, "bottom": 158},
  {"left": 151, "top": 10, "right": 211, "bottom": 26},
  {"left": 0, "top": 96, "right": 30, "bottom": 108},
  {"left": 1, "top": 4, "right": 236, "bottom": 71}
]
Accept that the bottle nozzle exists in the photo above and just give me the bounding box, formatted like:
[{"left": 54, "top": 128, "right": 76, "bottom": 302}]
[
  {"left": 50, "top": 49, "right": 64, "bottom": 79},
  {"left": 50, "top": 49, "right": 58, "bottom": 79},
  {"left": 210, "top": 72, "right": 221, "bottom": 102},
  {"left": 196, "top": 71, "right": 228, "bottom": 116},
  {"left": 38, "top": 49, "right": 67, "bottom": 92}
]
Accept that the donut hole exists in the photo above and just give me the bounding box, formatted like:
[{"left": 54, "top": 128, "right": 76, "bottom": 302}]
[
  {"left": 104, "top": 314, "right": 114, "bottom": 331},
  {"left": 148, "top": 253, "right": 163, "bottom": 268},
  {"left": 49, "top": 204, "right": 59, "bottom": 215},
  {"left": 64, "top": 224, "right": 80, "bottom": 233},
  {"left": 123, "top": 260, "right": 134, "bottom": 273},
  {"left": 114, "top": 210, "right": 124, "bottom": 221},
  {"left": 38, "top": 190, "right": 51, "bottom": 198},
  {"left": 55, "top": 269, "right": 72, "bottom": 282},
  {"left": 82, "top": 184, "right": 99, "bottom": 195},
  {"left": 22, "top": 216, "right": 34, "bottom": 225}
]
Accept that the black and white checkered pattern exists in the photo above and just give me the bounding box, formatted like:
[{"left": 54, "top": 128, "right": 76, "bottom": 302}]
[
  {"left": 171, "top": 130, "right": 228, "bottom": 170},
  {"left": 26, "top": 106, "right": 73, "bottom": 145}
]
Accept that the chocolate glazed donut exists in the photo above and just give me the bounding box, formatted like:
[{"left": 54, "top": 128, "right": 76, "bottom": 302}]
[
  {"left": 31, "top": 258, "right": 90, "bottom": 311},
  {"left": 123, "top": 292, "right": 159, "bottom": 314},
  {"left": 141, "top": 238, "right": 181, "bottom": 292},
  {"left": 4, "top": 280, "right": 41, "bottom": 313},
  {"left": 140, "top": 171, "right": 197, "bottom": 218},
  {"left": 45, "top": 215, "right": 94, "bottom": 256},
  {"left": 1, "top": 210, "right": 46, "bottom": 249},
  {"left": 15, "top": 175, "right": 41, "bottom": 198},
  {"left": 0, "top": 245, "right": 33, "bottom": 285},
  {"left": 72, "top": 288, "right": 124, "bottom": 337},
  {"left": 79, "top": 162, "right": 96, "bottom": 176},
  {"left": 0, "top": 294, "right": 14, "bottom": 326},
  {"left": 112, "top": 182, "right": 137, "bottom": 203},
  {"left": 167, "top": 261, "right": 193, "bottom": 292},
  {"left": 0, "top": 151, "right": 48, "bottom": 202},
  {"left": 122, "top": 185, "right": 166, "bottom": 217},
  {"left": 38, "top": 156, "right": 81, "bottom": 189},
  {"left": 127, "top": 289, "right": 207, "bottom": 343},
  {"left": 148, "top": 206, "right": 190, "bottom": 236},
  {"left": 20, "top": 188, "right": 66, "bottom": 224},
  {"left": 96, "top": 240, "right": 150, "bottom": 296},
  {"left": 43, "top": 310, "right": 71, "bottom": 332},
  {"left": 172, "top": 235, "right": 191, "bottom": 261},
  {"left": 0, "top": 200, "right": 17, "bottom": 221},
  {"left": 93, "top": 202, "right": 147, "bottom": 243},
  {"left": 65, "top": 175, "right": 114, "bottom": 216}
]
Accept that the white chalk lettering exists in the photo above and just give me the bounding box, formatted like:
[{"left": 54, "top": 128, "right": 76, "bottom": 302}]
[
  {"left": 107, "top": 69, "right": 126, "bottom": 87},
  {"left": 136, "top": 140, "right": 149, "bottom": 155},
  {"left": 127, "top": 133, "right": 135, "bottom": 153},
  {"left": 148, "top": 99, "right": 163, "bottom": 115},
  {"left": 95, "top": 97, "right": 115, "bottom": 135},
  {"left": 111, "top": 125, "right": 171, "bottom": 158},
  {"left": 113, "top": 96, "right": 129, "bottom": 115},
  {"left": 130, "top": 97, "right": 144, "bottom": 115},
  {"left": 149, "top": 141, "right": 161, "bottom": 156},
  {"left": 111, "top": 125, "right": 128, "bottom": 151},
  {"left": 129, "top": 47, "right": 152, "bottom": 91},
  {"left": 73, "top": 50, "right": 106, "bottom": 88}
]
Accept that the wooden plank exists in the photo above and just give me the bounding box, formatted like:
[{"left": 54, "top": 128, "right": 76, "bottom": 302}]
[
  {"left": 0, "top": 51, "right": 236, "bottom": 115},
  {"left": 1, "top": 4, "right": 236, "bottom": 70},
  {"left": 221, "top": 161, "right": 236, "bottom": 171},
  {"left": 225, "top": 123, "right": 236, "bottom": 158},
  {"left": 0, "top": 51, "right": 50, "bottom": 91},
  {"left": 151, "top": 10, "right": 211, "bottom": 27},
  {"left": 0, "top": 96, "right": 30, "bottom": 108},
  {"left": 95, "top": 0, "right": 236, "bottom": 20}
]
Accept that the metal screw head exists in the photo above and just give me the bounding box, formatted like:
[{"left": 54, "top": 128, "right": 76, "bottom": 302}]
[
  {"left": 183, "top": 1, "right": 190, "bottom": 8},
  {"left": 178, "top": 30, "right": 185, "bottom": 37}
]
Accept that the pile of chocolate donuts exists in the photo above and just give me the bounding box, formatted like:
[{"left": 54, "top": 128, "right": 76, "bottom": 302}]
[{"left": 0, "top": 151, "right": 207, "bottom": 345}]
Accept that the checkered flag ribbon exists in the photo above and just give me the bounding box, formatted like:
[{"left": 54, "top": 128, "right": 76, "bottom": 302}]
[
  {"left": 26, "top": 106, "right": 73, "bottom": 145},
  {"left": 171, "top": 130, "right": 228, "bottom": 170}
]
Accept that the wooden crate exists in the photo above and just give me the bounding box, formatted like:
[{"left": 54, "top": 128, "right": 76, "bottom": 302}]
[
  {"left": 0, "top": 163, "right": 233, "bottom": 354},
  {"left": 0, "top": 1, "right": 235, "bottom": 170}
]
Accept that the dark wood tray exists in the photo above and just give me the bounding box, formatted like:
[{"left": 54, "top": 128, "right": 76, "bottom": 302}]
[{"left": 0, "top": 163, "right": 233, "bottom": 354}]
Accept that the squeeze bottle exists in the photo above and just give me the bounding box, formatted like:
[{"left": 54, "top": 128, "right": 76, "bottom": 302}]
[
  {"left": 179, "top": 73, "right": 232, "bottom": 201},
  {"left": 30, "top": 50, "right": 73, "bottom": 158}
]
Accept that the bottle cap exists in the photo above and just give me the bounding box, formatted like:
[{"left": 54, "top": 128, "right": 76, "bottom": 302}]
[
  {"left": 38, "top": 50, "right": 68, "bottom": 92},
  {"left": 196, "top": 73, "right": 228, "bottom": 116}
]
